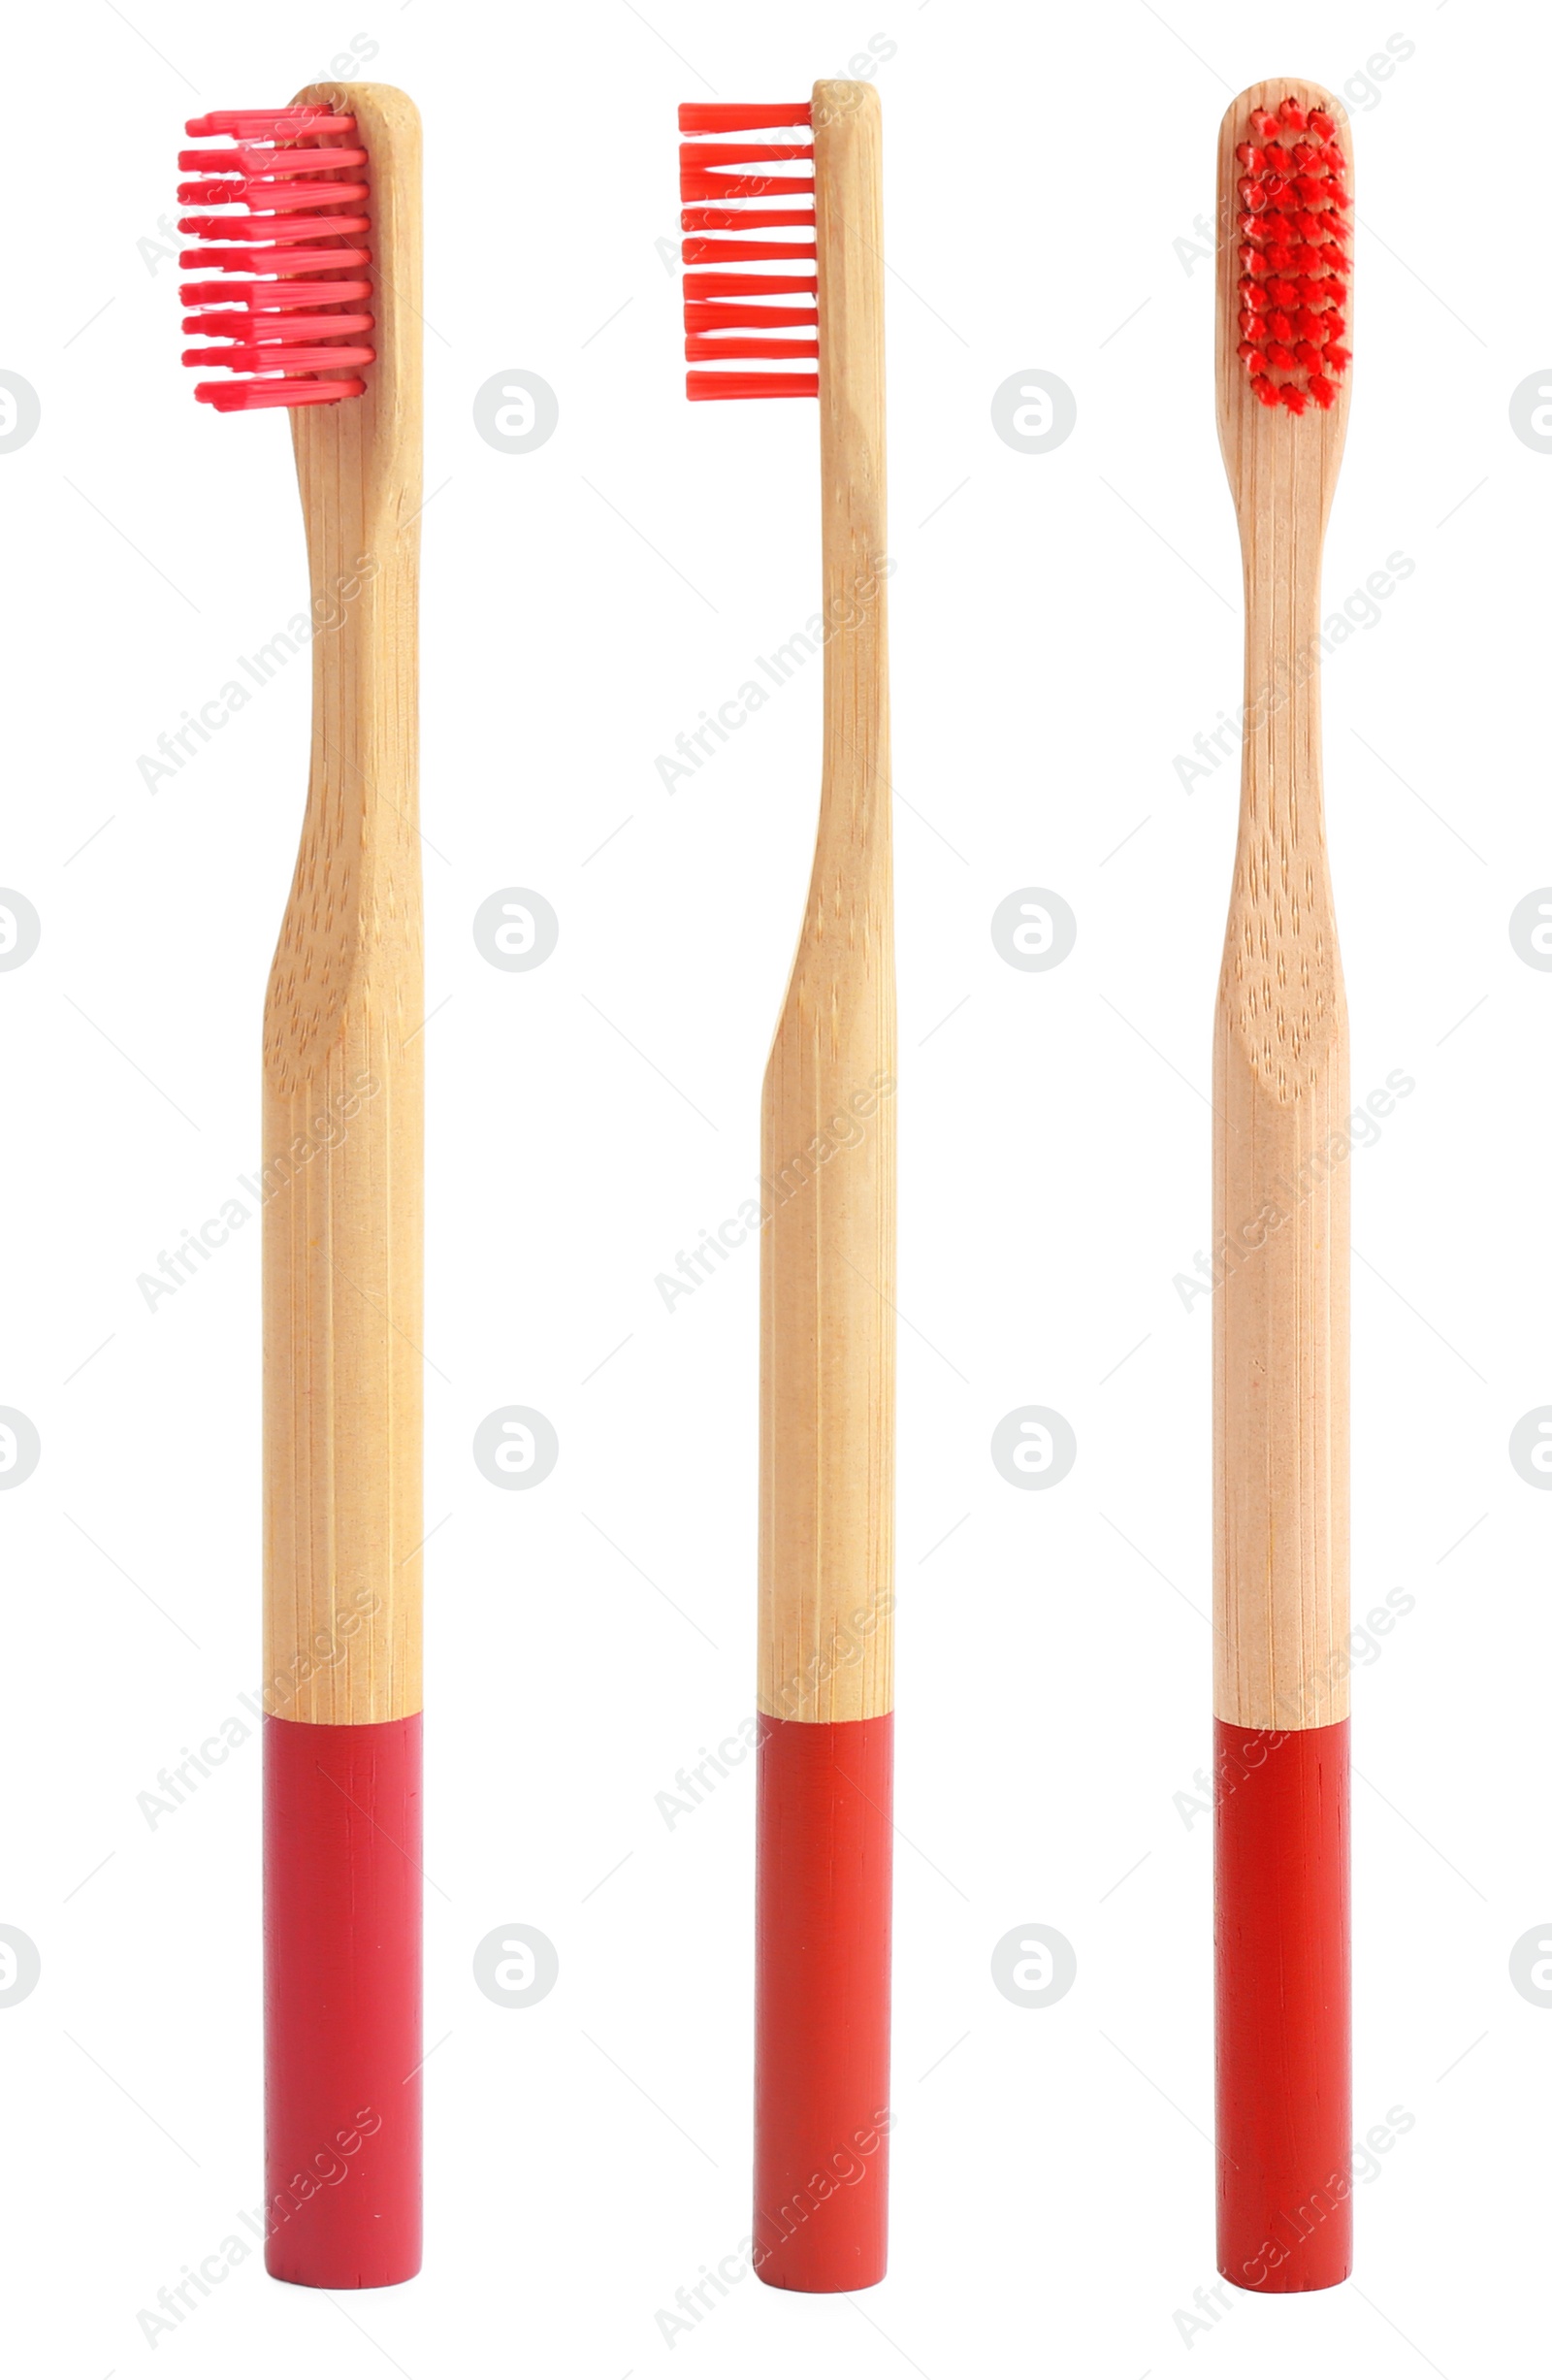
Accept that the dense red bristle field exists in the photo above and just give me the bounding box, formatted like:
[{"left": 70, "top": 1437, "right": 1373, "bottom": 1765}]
[
  {"left": 1234, "top": 96, "right": 1350, "bottom": 414},
  {"left": 178, "top": 107, "right": 374, "bottom": 410},
  {"left": 677, "top": 102, "right": 819, "bottom": 401}
]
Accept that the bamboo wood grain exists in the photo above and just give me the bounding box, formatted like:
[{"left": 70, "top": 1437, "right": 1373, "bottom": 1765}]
[
  {"left": 263, "top": 83, "right": 424, "bottom": 1727},
  {"left": 758, "top": 82, "right": 895, "bottom": 1729},
  {"left": 1212, "top": 81, "right": 1352, "bottom": 1733}
]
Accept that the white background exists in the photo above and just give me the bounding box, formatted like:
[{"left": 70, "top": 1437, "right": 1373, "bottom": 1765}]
[{"left": 2, "top": 0, "right": 1545, "bottom": 2372}]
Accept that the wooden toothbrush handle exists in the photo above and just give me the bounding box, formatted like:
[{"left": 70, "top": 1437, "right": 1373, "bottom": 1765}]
[
  {"left": 261, "top": 938, "right": 424, "bottom": 1726},
  {"left": 1212, "top": 1021, "right": 1350, "bottom": 1732},
  {"left": 754, "top": 80, "right": 895, "bottom": 2297},
  {"left": 1213, "top": 509, "right": 1351, "bottom": 2295},
  {"left": 263, "top": 83, "right": 424, "bottom": 1731},
  {"left": 759, "top": 79, "right": 893, "bottom": 1736},
  {"left": 262, "top": 82, "right": 424, "bottom": 2295},
  {"left": 1213, "top": 524, "right": 1350, "bottom": 1738}
]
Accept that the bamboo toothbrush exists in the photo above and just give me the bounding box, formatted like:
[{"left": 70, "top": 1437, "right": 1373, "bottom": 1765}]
[
  {"left": 178, "top": 83, "right": 424, "bottom": 2288},
  {"left": 679, "top": 85, "right": 895, "bottom": 2292},
  {"left": 1212, "top": 80, "right": 1353, "bottom": 2292}
]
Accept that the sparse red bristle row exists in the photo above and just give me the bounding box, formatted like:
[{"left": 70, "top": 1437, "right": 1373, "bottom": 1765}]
[
  {"left": 677, "top": 101, "right": 819, "bottom": 402},
  {"left": 178, "top": 107, "right": 374, "bottom": 411},
  {"left": 1234, "top": 97, "right": 1349, "bottom": 414}
]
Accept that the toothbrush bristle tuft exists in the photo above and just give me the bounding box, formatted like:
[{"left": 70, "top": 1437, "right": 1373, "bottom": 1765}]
[
  {"left": 178, "top": 106, "right": 374, "bottom": 410},
  {"left": 678, "top": 101, "right": 819, "bottom": 401},
  {"left": 1234, "top": 96, "right": 1348, "bottom": 415}
]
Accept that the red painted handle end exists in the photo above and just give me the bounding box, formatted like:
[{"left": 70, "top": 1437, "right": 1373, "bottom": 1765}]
[
  {"left": 754, "top": 1712, "right": 892, "bottom": 2292},
  {"left": 1215, "top": 1716, "right": 1351, "bottom": 2293},
  {"left": 264, "top": 1712, "right": 423, "bottom": 2288}
]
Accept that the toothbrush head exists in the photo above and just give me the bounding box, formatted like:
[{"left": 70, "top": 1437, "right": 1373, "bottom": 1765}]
[
  {"left": 679, "top": 102, "right": 818, "bottom": 401},
  {"left": 179, "top": 107, "right": 374, "bottom": 409},
  {"left": 1231, "top": 92, "right": 1351, "bottom": 416}
]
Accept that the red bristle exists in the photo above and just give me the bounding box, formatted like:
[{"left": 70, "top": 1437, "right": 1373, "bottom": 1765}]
[
  {"left": 1324, "top": 345, "right": 1351, "bottom": 374},
  {"left": 679, "top": 141, "right": 813, "bottom": 167},
  {"left": 178, "top": 215, "right": 371, "bottom": 248},
  {"left": 685, "top": 300, "right": 817, "bottom": 332},
  {"left": 179, "top": 175, "right": 369, "bottom": 212},
  {"left": 1309, "top": 109, "right": 1335, "bottom": 138},
  {"left": 681, "top": 206, "right": 815, "bottom": 230},
  {"left": 180, "top": 278, "right": 372, "bottom": 310},
  {"left": 678, "top": 102, "right": 812, "bottom": 132},
  {"left": 1254, "top": 377, "right": 1282, "bottom": 407},
  {"left": 680, "top": 170, "right": 815, "bottom": 204},
  {"left": 187, "top": 107, "right": 337, "bottom": 134},
  {"left": 685, "top": 335, "right": 819, "bottom": 361},
  {"left": 1308, "top": 373, "right": 1336, "bottom": 408},
  {"left": 1265, "top": 342, "right": 1296, "bottom": 372},
  {"left": 185, "top": 339, "right": 375, "bottom": 374},
  {"left": 180, "top": 145, "right": 369, "bottom": 178},
  {"left": 185, "top": 310, "right": 374, "bottom": 342},
  {"left": 686, "top": 371, "right": 819, "bottom": 401},
  {"left": 1251, "top": 109, "right": 1278, "bottom": 137},
  {"left": 1279, "top": 382, "right": 1308, "bottom": 411},
  {"left": 1278, "top": 99, "right": 1306, "bottom": 129},
  {"left": 682, "top": 237, "right": 817, "bottom": 265},
  {"left": 198, "top": 379, "right": 360, "bottom": 411},
  {"left": 178, "top": 105, "right": 373, "bottom": 409},
  {"left": 685, "top": 272, "right": 817, "bottom": 299}
]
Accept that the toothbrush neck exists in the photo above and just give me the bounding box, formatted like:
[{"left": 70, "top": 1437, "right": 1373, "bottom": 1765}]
[{"left": 1237, "top": 541, "right": 1327, "bottom": 839}]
